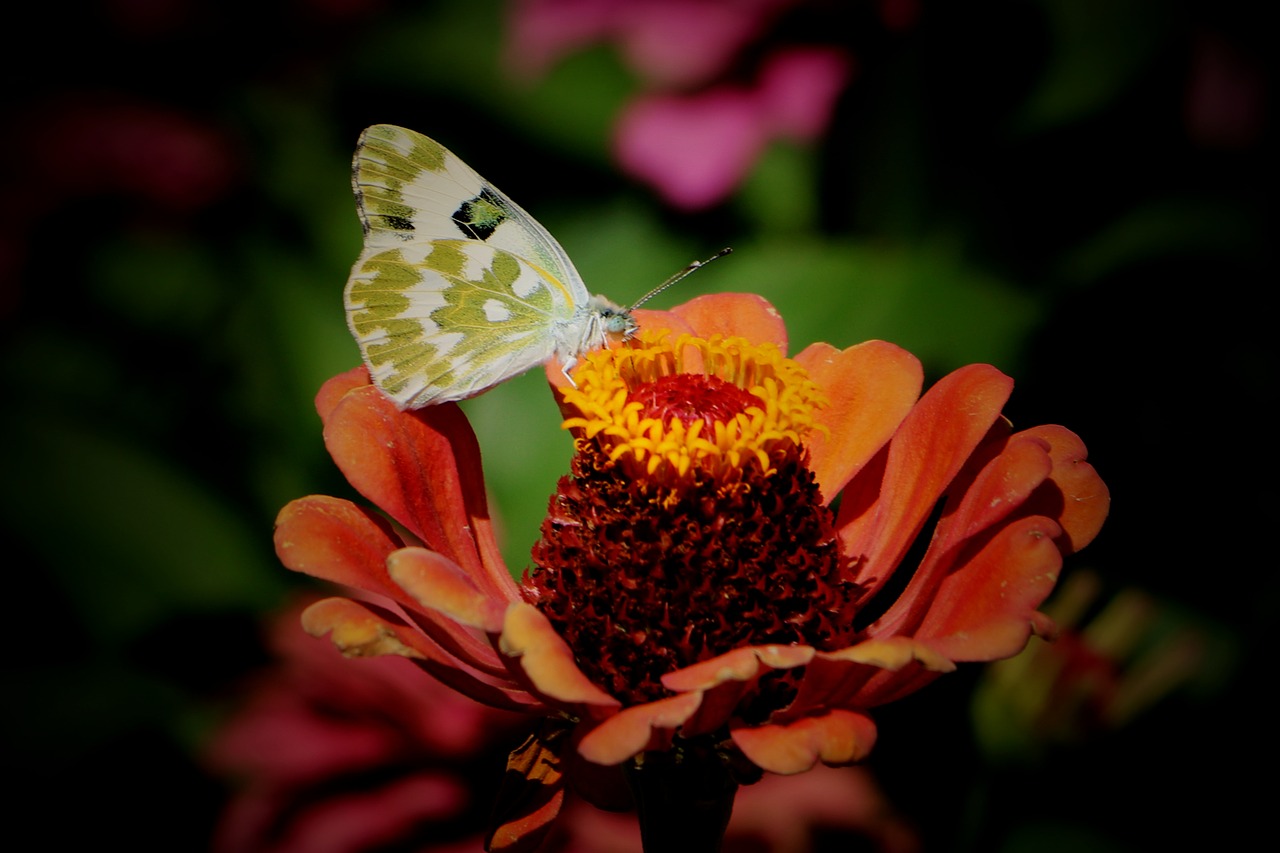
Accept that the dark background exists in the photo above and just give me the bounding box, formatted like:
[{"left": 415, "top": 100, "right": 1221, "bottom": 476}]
[{"left": 2, "top": 1, "right": 1271, "bottom": 849}]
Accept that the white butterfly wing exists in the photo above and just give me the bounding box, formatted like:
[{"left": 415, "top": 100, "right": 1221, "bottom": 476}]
[
  {"left": 348, "top": 240, "right": 580, "bottom": 407},
  {"left": 344, "top": 125, "right": 592, "bottom": 407},
  {"left": 352, "top": 124, "right": 586, "bottom": 298}
]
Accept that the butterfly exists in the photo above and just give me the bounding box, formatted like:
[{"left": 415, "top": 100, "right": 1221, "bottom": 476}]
[{"left": 345, "top": 125, "right": 658, "bottom": 409}]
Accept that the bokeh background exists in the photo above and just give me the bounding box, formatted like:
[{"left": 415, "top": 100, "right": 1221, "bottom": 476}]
[{"left": 2, "top": 0, "right": 1271, "bottom": 850}]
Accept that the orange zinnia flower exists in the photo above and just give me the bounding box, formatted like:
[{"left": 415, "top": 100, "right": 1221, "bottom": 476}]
[{"left": 276, "top": 292, "right": 1108, "bottom": 852}]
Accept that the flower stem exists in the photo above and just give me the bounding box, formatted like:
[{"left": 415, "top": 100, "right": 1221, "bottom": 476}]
[{"left": 625, "top": 748, "right": 738, "bottom": 853}]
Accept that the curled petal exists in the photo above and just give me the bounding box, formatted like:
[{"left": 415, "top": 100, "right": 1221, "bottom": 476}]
[
  {"left": 576, "top": 693, "right": 705, "bottom": 766},
  {"left": 869, "top": 434, "right": 1054, "bottom": 641},
  {"left": 322, "top": 382, "right": 516, "bottom": 602},
  {"left": 274, "top": 495, "right": 407, "bottom": 605},
  {"left": 662, "top": 645, "right": 814, "bottom": 735},
  {"left": 784, "top": 638, "right": 955, "bottom": 716},
  {"left": 663, "top": 645, "right": 815, "bottom": 692},
  {"left": 938, "top": 434, "right": 1055, "bottom": 547},
  {"left": 301, "top": 597, "right": 429, "bottom": 661},
  {"left": 387, "top": 547, "right": 507, "bottom": 633},
  {"left": 315, "top": 365, "right": 373, "bottom": 422},
  {"left": 301, "top": 597, "right": 541, "bottom": 713},
  {"left": 671, "top": 292, "right": 788, "bottom": 350},
  {"left": 499, "top": 604, "right": 621, "bottom": 715},
  {"left": 732, "top": 710, "right": 878, "bottom": 775},
  {"left": 795, "top": 340, "right": 923, "bottom": 503},
  {"left": 857, "top": 516, "right": 1066, "bottom": 708},
  {"left": 1016, "top": 424, "right": 1110, "bottom": 553},
  {"left": 840, "top": 363, "right": 1014, "bottom": 598},
  {"left": 911, "top": 515, "right": 1065, "bottom": 661},
  {"left": 823, "top": 636, "right": 956, "bottom": 673}
]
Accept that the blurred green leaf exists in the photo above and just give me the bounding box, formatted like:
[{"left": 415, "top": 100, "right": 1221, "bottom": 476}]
[
  {"left": 1019, "top": 0, "right": 1172, "bottom": 131},
  {"left": 738, "top": 141, "right": 820, "bottom": 234},
  {"left": 696, "top": 235, "right": 1043, "bottom": 375},
  {"left": 1, "top": 416, "right": 285, "bottom": 644},
  {"left": 90, "top": 235, "right": 224, "bottom": 333},
  {"left": 1000, "top": 821, "right": 1131, "bottom": 853},
  {"left": 1057, "top": 197, "right": 1263, "bottom": 285},
  {"left": 348, "top": 0, "right": 630, "bottom": 161}
]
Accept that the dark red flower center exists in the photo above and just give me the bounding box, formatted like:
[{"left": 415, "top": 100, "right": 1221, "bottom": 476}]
[{"left": 630, "top": 374, "right": 761, "bottom": 426}]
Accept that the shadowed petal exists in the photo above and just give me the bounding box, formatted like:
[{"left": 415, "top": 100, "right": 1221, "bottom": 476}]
[
  {"left": 300, "top": 597, "right": 542, "bottom": 713},
  {"left": 499, "top": 603, "right": 621, "bottom": 715},
  {"left": 387, "top": 547, "right": 508, "bottom": 633},
  {"left": 576, "top": 693, "right": 705, "bottom": 765},
  {"left": 911, "top": 515, "right": 1065, "bottom": 660},
  {"left": 488, "top": 728, "right": 567, "bottom": 853},
  {"left": 301, "top": 597, "right": 429, "bottom": 661},
  {"left": 839, "top": 364, "right": 1014, "bottom": 599},
  {"left": 732, "top": 709, "right": 878, "bottom": 775},
  {"left": 662, "top": 645, "right": 814, "bottom": 735},
  {"left": 857, "top": 516, "right": 1065, "bottom": 707},
  {"left": 314, "top": 365, "right": 372, "bottom": 422},
  {"left": 867, "top": 434, "right": 1055, "bottom": 641},
  {"left": 274, "top": 495, "right": 408, "bottom": 605},
  {"left": 795, "top": 340, "right": 923, "bottom": 503},
  {"left": 782, "top": 638, "right": 955, "bottom": 717},
  {"left": 1016, "top": 424, "right": 1110, "bottom": 553},
  {"left": 322, "top": 383, "right": 516, "bottom": 602}
]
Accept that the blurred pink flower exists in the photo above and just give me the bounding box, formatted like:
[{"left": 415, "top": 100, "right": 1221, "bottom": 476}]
[
  {"left": 210, "top": 596, "right": 919, "bottom": 852},
  {"left": 614, "top": 47, "right": 853, "bottom": 209},
  {"left": 207, "top": 597, "right": 527, "bottom": 853},
  {"left": 1184, "top": 31, "right": 1266, "bottom": 149},
  {"left": 505, "top": 0, "right": 859, "bottom": 210},
  {"left": 505, "top": 0, "right": 791, "bottom": 88}
]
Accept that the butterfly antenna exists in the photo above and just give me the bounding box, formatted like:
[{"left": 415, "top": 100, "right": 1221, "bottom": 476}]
[{"left": 629, "top": 247, "right": 733, "bottom": 310}]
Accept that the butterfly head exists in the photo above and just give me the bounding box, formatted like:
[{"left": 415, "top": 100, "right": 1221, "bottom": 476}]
[{"left": 589, "top": 295, "right": 639, "bottom": 341}]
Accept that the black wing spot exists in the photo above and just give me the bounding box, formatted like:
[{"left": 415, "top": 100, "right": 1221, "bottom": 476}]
[
  {"left": 452, "top": 187, "right": 509, "bottom": 241},
  {"left": 383, "top": 215, "right": 415, "bottom": 231}
]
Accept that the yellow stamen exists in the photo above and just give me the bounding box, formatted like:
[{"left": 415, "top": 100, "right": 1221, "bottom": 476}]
[{"left": 561, "top": 330, "right": 827, "bottom": 484}]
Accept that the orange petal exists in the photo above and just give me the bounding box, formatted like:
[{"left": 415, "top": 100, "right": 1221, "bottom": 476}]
[
  {"left": 662, "top": 645, "right": 814, "bottom": 736},
  {"left": 322, "top": 385, "right": 516, "bottom": 602},
  {"left": 632, "top": 306, "right": 697, "bottom": 340},
  {"left": 662, "top": 645, "right": 815, "bottom": 692},
  {"left": 274, "top": 495, "right": 406, "bottom": 604},
  {"left": 387, "top": 547, "right": 507, "bottom": 633},
  {"left": 671, "top": 293, "right": 789, "bottom": 350},
  {"left": 576, "top": 693, "right": 704, "bottom": 765},
  {"left": 839, "top": 363, "right": 1013, "bottom": 600},
  {"left": 731, "top": 710, "right": 878, "bottom": 775},
  {"left": 795, "top": 340, "right": 923, "bottom": 503},
  {"left": 300, "top": 596, "right": 429, "bottom": 660},
  {"left": 867, "top": 434, "right": 1054, "bottom": 640},
  {"left": 1016, "top": 424, "right": 1110, "bottom": 554},
  {"left": 784, "top": 638, "right": 955, "bottom": 715},
  {"left": 498, "top": 604, "right": 621, "bottom": 715},
  {"left": 909, "top": 515, "right": 1065, "bottom": 661},
  {"left": 299, "top": 597, "right": 541, "bottom": 712},
  {"left": 852, "top": 518, "right": 1065, "bottom": 707},
  {"left": 382, "top": 546, "right": 521, "bottom": 678},
  {"left": 315, "top": 365, "right": 372, "bottom": 422}
]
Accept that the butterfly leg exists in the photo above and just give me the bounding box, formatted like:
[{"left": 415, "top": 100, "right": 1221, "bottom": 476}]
[{"left": 559, "top": 357, "right": 580, "bottom": 389}]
